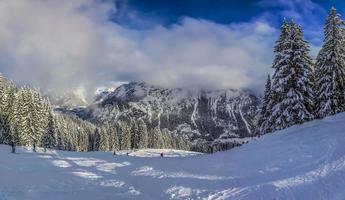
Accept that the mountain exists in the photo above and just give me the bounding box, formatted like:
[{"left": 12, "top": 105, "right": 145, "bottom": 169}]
[
  {"left": 1, "top": 112, "right": 345, "bottom": 199},
  {"left": 66, "top": 82, "right": 260, "bottom": 152}
]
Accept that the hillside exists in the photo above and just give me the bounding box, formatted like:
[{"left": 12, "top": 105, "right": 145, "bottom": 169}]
[
  {"left": 1, "top": 112, "right": 345, "bottom": 199},
  {"left": 62, "top": 82, "right": 259, "bottom": 152}
]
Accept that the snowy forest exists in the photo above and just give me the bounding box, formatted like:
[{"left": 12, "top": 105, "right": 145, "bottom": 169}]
[
  {"left": 258, "top": 7, "right": 345, "bottom": 134},
  {"left": 0, "top": 75, "right": 190, "bottom": 153}
]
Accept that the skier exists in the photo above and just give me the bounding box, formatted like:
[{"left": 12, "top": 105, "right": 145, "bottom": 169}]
[
  {"left": 11, "top": 141, "right": 15, "bottom": 153},
  {"left": 160, "top": 152, "right": 164, "bottom": 158},
  {"left": 33, "top": 144, "right": 36, "bottom": 152},
  {"left": 113, "top": 150, "right": 116, "bottom": 156}
]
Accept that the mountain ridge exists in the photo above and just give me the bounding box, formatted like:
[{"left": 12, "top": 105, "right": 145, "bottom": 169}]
[{"left": 57, "top": 82, "right": 260, "bottom": 152}]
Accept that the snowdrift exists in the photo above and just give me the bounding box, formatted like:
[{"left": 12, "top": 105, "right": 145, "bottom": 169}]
[{"left": 1, "top": 113, "right": 345, "bottom": 199}]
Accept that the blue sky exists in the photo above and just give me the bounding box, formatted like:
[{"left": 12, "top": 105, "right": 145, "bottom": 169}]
[
  {"left": 112, "top": 0, "right": 345, "bottom": 45},
  {"left": 0, "top": 0, "right": 342, "bottom": 97}
]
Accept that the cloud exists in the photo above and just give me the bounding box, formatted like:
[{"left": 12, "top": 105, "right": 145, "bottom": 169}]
[
  {"left": 0, "top": 0, "right": 278, "bottom": 97},
  {"left": 134, "top": 19, "right": 276, "bottom": 91}
]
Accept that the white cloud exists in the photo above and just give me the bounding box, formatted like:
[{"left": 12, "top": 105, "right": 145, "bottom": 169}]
[{"left": 0, "top": 0, "right": 277, "bottom": 96}]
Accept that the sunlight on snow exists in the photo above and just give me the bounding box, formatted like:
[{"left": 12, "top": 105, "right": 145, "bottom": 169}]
[
  {"left": 72, "top": 170, "right": 103, "bottom": 180},
  {"left": 132, "top": 166, "right": 232, "bottom": 180},
  {"left": 51, "top": 160, "right": 72, "bottom": 168}
]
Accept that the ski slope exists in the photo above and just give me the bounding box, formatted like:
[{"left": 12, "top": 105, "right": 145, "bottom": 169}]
[
  {"left": 116, "top": 149, "right": 203, "bottom": 157},
  {"left": 1, "top": 113, "right": 345, "bottom": 199}
]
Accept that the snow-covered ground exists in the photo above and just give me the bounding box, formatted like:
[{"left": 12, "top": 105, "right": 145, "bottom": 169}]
[
  {"left": 2, "top": 113, "right": 345, "bottom": 199},
  {"left": 117, "top": 149, "right": 203, "bottom": 157}
]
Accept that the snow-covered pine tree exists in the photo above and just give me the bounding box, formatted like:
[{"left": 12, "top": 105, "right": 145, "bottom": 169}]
[
  {"left": 16, "top": 88, "right": 32, "bottom": 146},
  {"left": 33, "top": 89, "right": 49, "bottom": 146},
  {"left": 151, "top": 126, "right": 163, "bottom": 149},
  {"left": 119, "top": 123, "right": 131, "bottom": 150},
  {"left": 28, "top": 89, "right": 47, "bottom": 151},
  {"left": 258, "top": 75, "right": 272, "bottom": 134},
  {"left": 110, "top": 123, "right": 119, "bottom": 153},
  {"left": 0, "top": 78, "right": 17, "bottom": 144},
  {"left": 42, "top": 110, "right": 57, "bottom": 151},
  {"left": 93, "top": 128, "right": 101, "bottom": 151},
  {"left": 6, "top": 86, "right": 19, "bottom": 149},
  {"left": 130, "top": 121, "right": 139, "bottom": 149},
  {"left": 315, "top": 7, "right": 345, "bottom": 118},
  {"left": 55, "top": 113, "right": 68, "bottom": 150},
  {"left": 99, "top": 124, "right": 109, "bottom": 151},
  {"left": 268, "top": 21, "right": 314, "bottom": 132},
  {"left": 137, "top": 119, "right": 148, "bottom": 149},
  {"left": 161, "top": 129, "right": 173, "bottom": 149}
]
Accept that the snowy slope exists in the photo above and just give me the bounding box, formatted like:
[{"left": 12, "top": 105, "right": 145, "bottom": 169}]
[
  {"left": 1, "top": 113, "right": 345, "bottom": 199},
  {"left": 117, "top": 149, "right": 203, "bottom": 157}
]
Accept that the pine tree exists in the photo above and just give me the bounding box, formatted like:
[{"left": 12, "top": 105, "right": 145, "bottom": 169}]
[
  {"left": 110, "top": 124, "right": 119, "bottom": 153},
  {"left": 137, "top": 119, "right": 148, "bottom": 149},
  {"left": 258, "top": 75, "right": 272, "bottom": 134},
  {"left": 99, "top": 124, "right": 109, "bottom": 151},
  {"left": 268, "top": 22, "right": 314, "bottom": 132},
  {"left": 151, "top": 127, "right": 163, "bottom": 149},
  {"left": 161, "top": 129, "right": 173, "bottom": 149},
  {"left": 130, "top": 121, "right": 138, "bottom": 149},
  {"left": 93, "top": 128, "right": 101, "bottom": 151},
  {"left": 315, "top": 7, "right": 345, "bottom": 118},
  {"left": 42, "top": 110, "right": 57, "bottom": 151},
  {"left": 31, "top": 89, "right": 48, "bottom": 149},
  {"left": 0, "top": 80, "right": 17, "bottom": 145},
  {"left": 119, "top": 123, "right": 131, "bottom": 150}
]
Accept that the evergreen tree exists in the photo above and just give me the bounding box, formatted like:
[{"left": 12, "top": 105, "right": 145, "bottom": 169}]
[
  {"left": 258, "top": 75, "right": 272, "bottom": 134},
  {"left": 315, "top": 7, "right": 345, "bottom": 118},
  {"left": 151, "top": 127, "right": 163, "bottom": 149},
  {"left": 137, "top": 119, "right": 148, "bottom": 149},
  {"left": 110, "top": 124, "right": 120, "bottom": 152},
  {"left": 268, "top": 22, "right": 314, "bottom": 132},
  {"left": 42, "top": 110, "right": 57, "bottom": 151},
  {"left": 130, "top": 121, "right": 138, "bottom": 149},
  {"left": 99, "top": 125, "right": 109, "bottom": 151},
  {"left": 161, "top": 129, "right": 173, "bottom": 149},
  {"left": 0, "top": 80, "right": 17, "bottom": 145},
  {"left": 119, "top": 123, "right": 131, "bottom": 150}
]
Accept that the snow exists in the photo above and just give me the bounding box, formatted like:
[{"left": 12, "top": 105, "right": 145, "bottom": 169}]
[
  {"left": 191, "top": 100, "right": 199, "bottom": 128},
  {"left": 2, "top": 112, "right": 345, "bottom": 199},
  {"left": 239, "top": 104, "right": 252, "bottom": 135},
  {"left": 116, "top": 149, "right": 203, "bottom": 158}
]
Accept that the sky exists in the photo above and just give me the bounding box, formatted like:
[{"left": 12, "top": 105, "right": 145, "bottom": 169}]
[{"left": 0, "top": 0, "right": 343, "bottom": 98}]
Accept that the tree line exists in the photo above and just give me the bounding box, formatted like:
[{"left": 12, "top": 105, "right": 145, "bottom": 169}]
[
  {"left": 258, "top": 7, "right": 345, "bottom": 134},
  {"left": 0, "top": 76, "right": 189, "bottom": 153}
]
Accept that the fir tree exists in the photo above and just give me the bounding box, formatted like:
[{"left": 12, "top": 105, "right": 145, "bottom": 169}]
[
  {"left": 137, "top": 119, "right": 148, "bottom": 149},
  {"left": 119, "top": 123, "right": 131, "bottom": 150},
  {"left": 258, "top": 75, "right": 272, "bottom": 134},
  {"left": 151, "top": 127, "right": 163, "bottom": 149},
  {"left": 130, "top": 121, "right": 138, "bottom": 149},
  {"left": 315, "top": 7, "right": 345, "bottom": 118},
  {"left": 42, "top": 110, "right": 57, "bottom": 151},
  {"left": 268, "top": 22, "right": 314, "bottom": 132}
]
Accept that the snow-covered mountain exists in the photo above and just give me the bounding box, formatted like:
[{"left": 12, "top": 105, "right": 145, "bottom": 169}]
[
  {"left": 70, "top": 82, "right": 259, "bottom": 152},
  {"left": 1, "top": 112, "right": 345, "bottom": 199}
]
